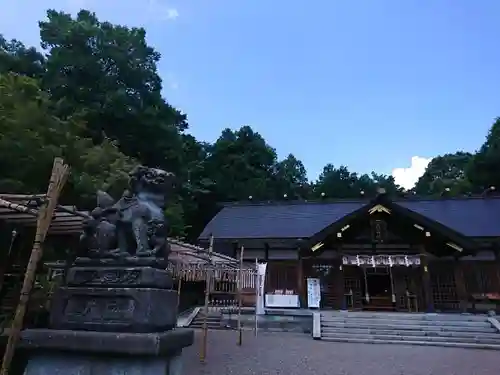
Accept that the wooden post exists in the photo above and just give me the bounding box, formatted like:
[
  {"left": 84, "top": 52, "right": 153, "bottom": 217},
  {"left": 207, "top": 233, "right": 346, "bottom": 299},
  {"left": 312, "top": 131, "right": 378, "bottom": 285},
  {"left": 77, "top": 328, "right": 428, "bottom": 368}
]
[
  {"left": 0, "top": 158, "right": 69, "bottom": 375},
  {"left": 453, "top": 261, "right": 467, "bottom": 313},
  {"left": 0, "top": 229, "right": 17, "bottom": 296},
  {"left": 297, "top": 254, "right": 304, "bottom": 308},
  {"left": 237, "top": 245, "right": 244, "bottom": 346},
  {"left": 419, "top": 247, "right": 434, "bottom": 313},
  {"left": 254, "top": 258, "right": 258, "bottom": 336},
  {"left": 200, "top": 235, "right": 214, "bottom": 363},
  {"left": 176, "top": 276, "right": 183, "bottom": 314}
]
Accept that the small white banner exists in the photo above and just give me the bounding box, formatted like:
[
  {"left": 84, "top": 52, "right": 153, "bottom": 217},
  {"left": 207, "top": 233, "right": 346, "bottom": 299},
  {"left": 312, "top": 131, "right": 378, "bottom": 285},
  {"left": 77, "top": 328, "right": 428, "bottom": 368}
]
[{"left": 307, "top": 278, "right": 321, "bottom": 308}]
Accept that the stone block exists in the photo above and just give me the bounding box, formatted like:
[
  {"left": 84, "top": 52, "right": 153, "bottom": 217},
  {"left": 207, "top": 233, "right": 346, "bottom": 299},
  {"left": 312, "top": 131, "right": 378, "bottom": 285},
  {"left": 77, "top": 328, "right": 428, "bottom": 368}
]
[
  {"left": 20, "top": 328, "right": 194, "bottom": 356},
  {"left": 312, "top": 312, "right": 321, "bottom": 339},
  {"left": 65, "top": 266, "right": 172, "bottom": 289},
  {"left": 24, "top": 354, "right": 176, "bottom": 375},
  {"left": 50, "top": 287, "right": 178, "bottom": 333},
  {"left": 20, "top": 329, "right": 194, "bottom": 375}
]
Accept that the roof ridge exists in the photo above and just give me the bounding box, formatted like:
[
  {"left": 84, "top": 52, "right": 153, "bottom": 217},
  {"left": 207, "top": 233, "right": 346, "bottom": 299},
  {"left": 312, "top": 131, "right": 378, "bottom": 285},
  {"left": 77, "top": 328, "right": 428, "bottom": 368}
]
[
  {"left": 223, "top": 199, "right": 370, "bottom": 207},
  {"left": 222, "top": 194, "right": 500, "bottom": 207}
]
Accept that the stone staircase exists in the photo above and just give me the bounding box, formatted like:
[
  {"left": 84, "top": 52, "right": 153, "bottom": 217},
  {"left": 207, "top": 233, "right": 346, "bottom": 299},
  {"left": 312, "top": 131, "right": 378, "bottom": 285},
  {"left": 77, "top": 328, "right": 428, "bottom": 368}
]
[
  {"left": 189, "top": 311, "right": 225, "bottom": 330},
  {"left": 320, "top": 311, "right": 500, "bottom": 349}
]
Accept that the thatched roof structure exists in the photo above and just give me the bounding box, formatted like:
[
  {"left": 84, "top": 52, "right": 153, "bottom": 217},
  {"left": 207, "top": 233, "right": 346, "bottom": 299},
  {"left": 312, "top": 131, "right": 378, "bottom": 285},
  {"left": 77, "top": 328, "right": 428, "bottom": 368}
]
[{"left": 0, "top": 194, "right": 86, "bottom": 235}]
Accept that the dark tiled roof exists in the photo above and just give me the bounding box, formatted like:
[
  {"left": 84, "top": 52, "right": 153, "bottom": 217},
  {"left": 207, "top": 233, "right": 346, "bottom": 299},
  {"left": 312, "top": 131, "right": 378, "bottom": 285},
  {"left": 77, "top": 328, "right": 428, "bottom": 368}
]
[
  {"left": 199, "top": 202, "right": 365, "bottom": 239},
  {"left": 199, "top": 197, "right": 500, "bottom": 240},
  {"left": 396, "top": 198, "right": 500, "bottom": 237}
]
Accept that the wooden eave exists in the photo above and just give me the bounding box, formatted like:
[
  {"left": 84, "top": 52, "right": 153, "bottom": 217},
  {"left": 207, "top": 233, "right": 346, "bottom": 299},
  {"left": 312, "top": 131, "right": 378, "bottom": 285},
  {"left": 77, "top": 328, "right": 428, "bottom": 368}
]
[{"left": 306, "top": 194, "right": 477, "bottom": 256}]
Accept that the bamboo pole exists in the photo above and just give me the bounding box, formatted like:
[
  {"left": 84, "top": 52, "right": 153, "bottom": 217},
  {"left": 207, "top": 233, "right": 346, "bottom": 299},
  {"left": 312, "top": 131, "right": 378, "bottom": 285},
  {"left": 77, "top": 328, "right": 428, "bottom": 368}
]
[
  {"left": 0, "top": 158, "right": 69, "bottom": 375},
  {"left": 237, "top": 245, "right": 244, "bottom": 346},
  {"left": 200, "top": 234, "right": 214, "bottom": 363},
  {"left": 0, "top": 198, "right": 39, "bottom": 216}
]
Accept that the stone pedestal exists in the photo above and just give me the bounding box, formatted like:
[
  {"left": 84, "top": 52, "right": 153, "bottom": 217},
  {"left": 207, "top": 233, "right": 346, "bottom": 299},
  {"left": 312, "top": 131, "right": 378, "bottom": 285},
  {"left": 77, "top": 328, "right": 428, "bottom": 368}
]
[{"left": 19, "top": 257, "right": 194, "bottom": 375}]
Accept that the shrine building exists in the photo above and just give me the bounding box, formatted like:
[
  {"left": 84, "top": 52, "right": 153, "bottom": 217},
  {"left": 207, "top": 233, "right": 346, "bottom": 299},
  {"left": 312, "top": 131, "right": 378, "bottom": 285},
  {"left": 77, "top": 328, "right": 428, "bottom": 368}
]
[{"left": 198, "top": 191, "right": 500, "bottom": 313}]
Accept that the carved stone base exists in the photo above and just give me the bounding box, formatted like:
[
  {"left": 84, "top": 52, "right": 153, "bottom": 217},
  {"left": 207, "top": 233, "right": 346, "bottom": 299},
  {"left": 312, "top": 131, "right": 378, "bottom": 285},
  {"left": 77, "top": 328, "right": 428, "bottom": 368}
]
[
  {"left": 66, "top": 266, "right": 172, "bottom": 289},
  {"left": 50, "top": 287, "right": 178, "bottom": 333},
  {"left": 74, "top": 257, "right": 168, "bottom": 269},
  {"left": 20, "top": 329, "right": 194, "bottom": 375}
]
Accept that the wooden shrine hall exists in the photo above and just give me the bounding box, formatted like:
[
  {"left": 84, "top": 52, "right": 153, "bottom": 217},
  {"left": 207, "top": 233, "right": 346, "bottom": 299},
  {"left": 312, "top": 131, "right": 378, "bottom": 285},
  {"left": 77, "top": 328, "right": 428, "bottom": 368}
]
[{"left": 198, "top": 191, "right": 500, "bottom": 313}]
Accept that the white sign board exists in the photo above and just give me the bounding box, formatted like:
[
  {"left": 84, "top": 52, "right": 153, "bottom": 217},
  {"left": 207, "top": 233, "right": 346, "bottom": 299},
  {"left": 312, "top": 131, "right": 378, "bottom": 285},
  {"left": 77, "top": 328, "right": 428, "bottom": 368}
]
[
  {"left": 255, "top": 263, "right": 267, "bottom": 315},
  {"left": 307, "top": 278, "right": 321, "bottom": 308},
  {"left": 265, "top": 294, "right": 299, "bottom": 308}
]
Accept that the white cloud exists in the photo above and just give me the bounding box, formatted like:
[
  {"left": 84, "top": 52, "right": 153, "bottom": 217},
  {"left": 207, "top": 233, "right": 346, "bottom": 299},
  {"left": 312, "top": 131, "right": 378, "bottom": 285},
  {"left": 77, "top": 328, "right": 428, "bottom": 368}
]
[
  {"left": 392, "top": 156, "right": 431, "bottom": 190},
  {"left": 147, "top": 0, "right": 179, "bottom": 21}
]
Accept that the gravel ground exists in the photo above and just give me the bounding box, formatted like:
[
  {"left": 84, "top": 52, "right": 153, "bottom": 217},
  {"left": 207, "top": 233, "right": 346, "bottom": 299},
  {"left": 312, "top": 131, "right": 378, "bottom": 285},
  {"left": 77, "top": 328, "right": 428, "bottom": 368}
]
[{"left": 183, "top": 330, "right": 500, "bottom": 375}]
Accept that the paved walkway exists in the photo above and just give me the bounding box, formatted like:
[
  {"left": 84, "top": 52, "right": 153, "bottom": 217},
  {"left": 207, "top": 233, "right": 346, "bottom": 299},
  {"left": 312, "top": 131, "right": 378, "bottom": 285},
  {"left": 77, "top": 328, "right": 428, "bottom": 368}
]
[{"left": 184, "top": 330, "right": 500, "bottom": 375}]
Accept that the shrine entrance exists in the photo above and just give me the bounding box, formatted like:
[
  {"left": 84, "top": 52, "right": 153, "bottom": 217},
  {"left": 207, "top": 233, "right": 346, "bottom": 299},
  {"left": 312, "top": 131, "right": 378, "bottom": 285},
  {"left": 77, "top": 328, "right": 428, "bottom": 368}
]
[
  {"left": 342, "top": 254, "right": 422, "bottom": 312},
  {"left": 364, "top": 267, "right": 394, "bottom": 311}
]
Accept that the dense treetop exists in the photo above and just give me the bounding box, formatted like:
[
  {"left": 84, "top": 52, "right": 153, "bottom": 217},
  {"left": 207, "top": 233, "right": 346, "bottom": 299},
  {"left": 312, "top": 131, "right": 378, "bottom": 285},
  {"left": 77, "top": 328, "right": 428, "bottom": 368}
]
[{"left": 1, "top": 9, "right": 498, "bottom": 241}]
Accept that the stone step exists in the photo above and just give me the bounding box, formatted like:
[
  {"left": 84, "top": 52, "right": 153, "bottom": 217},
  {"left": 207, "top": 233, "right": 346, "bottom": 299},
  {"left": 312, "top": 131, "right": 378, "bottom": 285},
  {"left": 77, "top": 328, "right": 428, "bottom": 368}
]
[
  {"left": 322, "top": 312, "right": 488, "bottom": 321},
  {"left": 190, "top": 323, "right": 224, "bottom": 329},
  {"left": 320, "top": 335, "right": 500, "bottom": 350},
  {"left": 322, "top": 332, "right": 500, "bottom": 344},
  {"left": 321, "top": 322, "right": 496, "bottom": 333},
  {"left": 321, "top": 327, "right": 500, "bottom": 339},
  {"left": 321, "top": 317, "right": 491, "bottom": 327},
  {"left": 193, "top": 315, "right": 221, "bottom": 322}
]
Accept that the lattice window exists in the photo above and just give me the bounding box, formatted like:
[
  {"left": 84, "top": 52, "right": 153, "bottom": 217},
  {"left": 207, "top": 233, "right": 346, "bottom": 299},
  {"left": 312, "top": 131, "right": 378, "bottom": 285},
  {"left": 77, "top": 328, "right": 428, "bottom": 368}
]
[
  {"left": 265, "top": 261, "right": 297, "bottom": 293},
  {"left": 431, "top": 266, "right": 458, "bottom": 311},
  {"left": 343, "top": 266, "right": 363, "bottom": 309}
]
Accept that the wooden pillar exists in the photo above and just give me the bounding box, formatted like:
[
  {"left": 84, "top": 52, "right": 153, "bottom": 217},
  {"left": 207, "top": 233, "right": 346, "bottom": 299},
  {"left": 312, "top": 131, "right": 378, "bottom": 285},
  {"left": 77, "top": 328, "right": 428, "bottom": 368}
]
[
  {"left": 337, "top": 259, "right": 346, "bottom": 310},
  {"left": 494, "top": 246, "right": 500, "bottom": 314},
  {"left": 419, "top": 248, "right": 434, "bottom": 312},
  {"left": 297, "top": 254, "right": 304, "bottom": 308},
  {"left": 0, "top": 226, "right": 17, "bottom": 298},
  {"left": 453, "top": 260, "right": 468, "bottom": 313}
]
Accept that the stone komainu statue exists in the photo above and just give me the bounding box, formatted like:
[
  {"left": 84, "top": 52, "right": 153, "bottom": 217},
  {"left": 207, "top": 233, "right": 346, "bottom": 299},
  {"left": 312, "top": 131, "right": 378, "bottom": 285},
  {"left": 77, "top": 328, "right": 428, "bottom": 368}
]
[{"left": 79, "top": 166, "right": 175, "bottom": 259}]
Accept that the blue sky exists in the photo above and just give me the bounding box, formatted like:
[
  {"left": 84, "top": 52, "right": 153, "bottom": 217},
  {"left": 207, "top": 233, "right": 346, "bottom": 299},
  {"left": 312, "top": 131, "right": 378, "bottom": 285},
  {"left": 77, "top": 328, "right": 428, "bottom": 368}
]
[{"left": 1, "top": 0, "right": 499, "bottom": 189}]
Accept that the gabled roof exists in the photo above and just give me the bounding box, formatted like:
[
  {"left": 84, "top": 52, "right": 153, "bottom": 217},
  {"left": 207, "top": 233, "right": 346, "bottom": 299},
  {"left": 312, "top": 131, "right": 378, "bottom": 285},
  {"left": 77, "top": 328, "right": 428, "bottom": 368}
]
[
  {"left": 198, "top": 196, "right": 500, "bottom": 240},
  {"left": 199, "top": 201, "right": 365, "bottom": 239}
]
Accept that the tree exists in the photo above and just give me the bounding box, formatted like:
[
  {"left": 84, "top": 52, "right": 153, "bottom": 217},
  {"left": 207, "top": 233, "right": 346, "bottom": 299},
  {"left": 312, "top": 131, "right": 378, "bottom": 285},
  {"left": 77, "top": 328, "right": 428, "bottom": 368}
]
[
  {"left": 467, "top": 118, "right": 500, "bottom": 192},
  {"left": 38, "top": 9, "right": 186, "bottom": 172},
  {"left": 0, "top": 35, "right": 46, "bottom": 78},
  {"left": 272, "top": 154, "right": 311, "bottom": 199},
  {"left": 313, "top": 165, "right": 359, "bottom": 198},
  {"left": 204, "top": 126, "right": 278, "bottom": 201},
  {"left": 0, "top": 72, "right": 134, "bottom": 207},
  {"left": 414, "top": 152, "right": 473, "bottom": 196},
  {"left": 313, "top": 165, "right": 402, "bottom": 199}
]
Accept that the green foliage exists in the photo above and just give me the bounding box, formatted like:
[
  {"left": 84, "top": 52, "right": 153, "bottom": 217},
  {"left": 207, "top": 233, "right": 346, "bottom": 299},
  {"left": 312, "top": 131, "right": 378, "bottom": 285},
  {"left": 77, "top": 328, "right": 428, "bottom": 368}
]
[
  {"left": 467, "top": 118, "right": 500, "bottom": 192},
  {"left": 39, "top": 9, "right": 186, "bottom": 171},
  {"left": 313, "top": 165, "right": 402, "bottom": 199},
  {"left": 1, "top": 8, "right": 500, "bottom": 244},
  {"left": 0, "top": 72, "right": 136, "bottom": 207},
  {"left": 0, "top": 35, "right": 46, "bottom": 78},
  {"left": 414, "top": 152, "right": 473, "bottom": 196}
]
